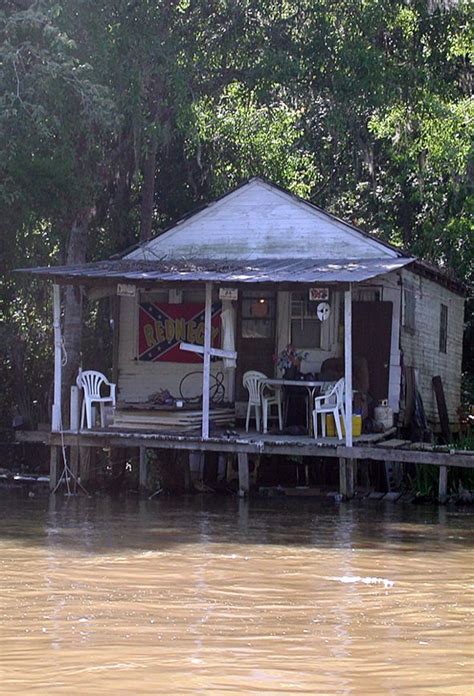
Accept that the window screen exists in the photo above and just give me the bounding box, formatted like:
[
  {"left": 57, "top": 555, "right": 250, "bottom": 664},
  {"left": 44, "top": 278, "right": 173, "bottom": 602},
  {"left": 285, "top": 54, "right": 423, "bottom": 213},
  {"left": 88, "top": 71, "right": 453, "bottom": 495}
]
[{"left": 290, "top": 292, "right": 321, "bottom": 349}]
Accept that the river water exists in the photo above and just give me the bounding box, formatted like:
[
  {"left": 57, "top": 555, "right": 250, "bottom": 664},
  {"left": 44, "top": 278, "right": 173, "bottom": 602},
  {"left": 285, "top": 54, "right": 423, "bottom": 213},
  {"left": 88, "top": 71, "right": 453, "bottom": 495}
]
[{"left": 0, "top": 494, "right": 472, "bottom": 695}]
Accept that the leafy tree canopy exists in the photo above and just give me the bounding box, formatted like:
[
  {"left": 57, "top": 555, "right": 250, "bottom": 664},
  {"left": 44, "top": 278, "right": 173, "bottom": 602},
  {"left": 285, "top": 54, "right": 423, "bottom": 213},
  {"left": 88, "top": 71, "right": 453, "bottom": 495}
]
[{"left": 0, "top": 0, "right": 472, "bottom": 427}]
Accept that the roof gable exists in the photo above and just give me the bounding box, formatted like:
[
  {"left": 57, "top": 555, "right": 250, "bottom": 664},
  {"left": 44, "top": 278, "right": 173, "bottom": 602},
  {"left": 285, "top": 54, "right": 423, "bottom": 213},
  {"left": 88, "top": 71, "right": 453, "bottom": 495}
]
[{"left": 126, "top": 178, "right": 400, "bottom": 262}]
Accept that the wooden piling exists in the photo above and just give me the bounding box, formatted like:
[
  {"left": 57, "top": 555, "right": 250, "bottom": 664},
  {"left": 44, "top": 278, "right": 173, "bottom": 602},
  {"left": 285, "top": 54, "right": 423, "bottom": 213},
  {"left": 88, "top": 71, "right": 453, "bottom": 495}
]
[
  {"left": 70, "top": 386, "right": 80, "bottom": 479},
  {"left": 49, "top": 446, "right": 60, "bottom": 492},
  {"left": 80, "top": 446, "right": 91, "bottom": 485},
  {"left": 438, "top": 465, "right": 448, "bottom": 502},
  {"left": 339, "top": 458, "right": 355, "bottom": 499},
  {"left": 238, "top": 452, "right": 249, "bottom": 497},
  {"left": 139, "top": 448, "right": 148, "bottom": 493}
]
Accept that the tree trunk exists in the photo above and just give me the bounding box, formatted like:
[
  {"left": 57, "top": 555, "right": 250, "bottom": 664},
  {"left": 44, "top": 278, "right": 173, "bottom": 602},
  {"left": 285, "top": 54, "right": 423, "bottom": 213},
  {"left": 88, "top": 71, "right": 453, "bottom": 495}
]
[
  {"left": 140, "top": 130, "right": 159, "bottom": 242},
  {"left": 62, "top": 208, "right": 94, "bottom": 416}
]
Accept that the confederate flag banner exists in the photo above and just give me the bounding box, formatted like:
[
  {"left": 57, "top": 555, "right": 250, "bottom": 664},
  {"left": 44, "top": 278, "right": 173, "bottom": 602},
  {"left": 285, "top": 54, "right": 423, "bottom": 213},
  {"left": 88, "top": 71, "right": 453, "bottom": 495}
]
[{"left": 138, "top": 302, "right": 222, "bottom": 362}]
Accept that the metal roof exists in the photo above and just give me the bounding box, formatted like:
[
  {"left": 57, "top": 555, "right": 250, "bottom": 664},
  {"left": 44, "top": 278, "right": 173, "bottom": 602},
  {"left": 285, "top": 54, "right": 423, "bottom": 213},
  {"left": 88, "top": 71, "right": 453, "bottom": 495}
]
[{"left": 15, "top": 256, "right": 415, "bottom": 285}]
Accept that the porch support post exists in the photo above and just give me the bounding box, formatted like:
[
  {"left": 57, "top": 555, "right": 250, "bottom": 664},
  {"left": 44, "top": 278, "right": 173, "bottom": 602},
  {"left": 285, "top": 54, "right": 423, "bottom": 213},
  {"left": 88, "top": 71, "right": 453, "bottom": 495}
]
[
  {"left": 344, "top": 284, "right": 353, "bottom": 448},
  {"left": 52, "top": 284, "right": 62, "bottom": 432},
  {"left": 341, "top": 284, "right": 355, "bottom": 498},
  {"left": 202, "top": 282, "right": 213, "bottom": 440}
]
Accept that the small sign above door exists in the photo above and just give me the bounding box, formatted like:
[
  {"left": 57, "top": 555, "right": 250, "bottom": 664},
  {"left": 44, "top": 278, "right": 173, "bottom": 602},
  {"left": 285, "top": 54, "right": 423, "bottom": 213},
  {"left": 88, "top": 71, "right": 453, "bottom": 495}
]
[
  {"left": 219, "top": 287, "right": 238, "bottom": 301},
  {"left": 309, "top": 287, "right": 329, "bottom": 301},
  {"left": 117, "top": 283, "right": 136, "bottom": 297}
]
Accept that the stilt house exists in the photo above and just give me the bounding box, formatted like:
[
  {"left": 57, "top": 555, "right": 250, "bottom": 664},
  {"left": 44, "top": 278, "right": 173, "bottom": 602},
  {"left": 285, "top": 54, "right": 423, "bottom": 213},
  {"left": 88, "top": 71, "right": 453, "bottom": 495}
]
[{"left": 17, "top": 178, "right": 466, "bottom": 493}]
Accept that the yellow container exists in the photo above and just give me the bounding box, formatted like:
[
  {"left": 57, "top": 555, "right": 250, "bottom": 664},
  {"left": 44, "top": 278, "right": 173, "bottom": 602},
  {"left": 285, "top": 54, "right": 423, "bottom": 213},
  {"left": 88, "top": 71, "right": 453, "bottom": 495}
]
[{"left": 326, "top": 414, "right": 362, "bottom": 438}]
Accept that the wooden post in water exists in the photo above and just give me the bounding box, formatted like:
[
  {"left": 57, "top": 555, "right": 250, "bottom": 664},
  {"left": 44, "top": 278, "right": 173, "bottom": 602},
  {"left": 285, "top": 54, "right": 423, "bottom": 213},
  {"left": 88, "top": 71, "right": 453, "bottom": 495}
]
[
  {"left": 139, "top": 448, "right": 148, "bottom": 493},
  {"left": 70, "top": 385, "right": 80, "bottom": 478},
  {"left": 339, "top": 458, "right": 355, "bottom": 499},
  {"left": 238, "top": 452, "right": 249, "bottom": 497},
  {"left": 80, "top": 447, "right": 91, "bottom": 486},
  {"left": 49, "top": 446, "right": 60, "bottom": 492},
  {"left": 438, "top": 465, "right": 448, "bottom": 502}
]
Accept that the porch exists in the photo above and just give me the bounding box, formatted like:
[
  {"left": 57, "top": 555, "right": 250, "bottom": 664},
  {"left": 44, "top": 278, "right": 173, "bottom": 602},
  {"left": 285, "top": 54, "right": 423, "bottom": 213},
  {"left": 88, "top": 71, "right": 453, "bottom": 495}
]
[{"left": 31, "top": 260, "right": 407, "bottom": 498}]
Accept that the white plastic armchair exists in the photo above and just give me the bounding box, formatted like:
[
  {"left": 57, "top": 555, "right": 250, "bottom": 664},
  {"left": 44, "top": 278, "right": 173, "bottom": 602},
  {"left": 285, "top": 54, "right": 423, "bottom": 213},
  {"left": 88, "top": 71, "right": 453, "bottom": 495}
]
[
  {"left": 312, "top": 378, "right": 345, "bottom": 440},
  {"left": 78, "top": 370, "right": 116, "bottom": 429},
  {"left": 243, "top": 370, "right": 283, "bottom": 434}
]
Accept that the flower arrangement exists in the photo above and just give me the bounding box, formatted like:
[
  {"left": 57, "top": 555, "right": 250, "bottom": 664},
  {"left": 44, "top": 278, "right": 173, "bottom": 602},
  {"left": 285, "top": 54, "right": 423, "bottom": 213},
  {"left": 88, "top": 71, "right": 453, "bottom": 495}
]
[{"left": 273, "top": 344, "right": 308, "bottom": 374}]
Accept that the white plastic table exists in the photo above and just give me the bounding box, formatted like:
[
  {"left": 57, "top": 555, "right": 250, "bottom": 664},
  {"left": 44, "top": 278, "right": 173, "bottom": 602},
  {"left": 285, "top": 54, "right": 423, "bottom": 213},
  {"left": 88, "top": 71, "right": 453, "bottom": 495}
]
[{"left": 262, "top": 379, "right": 331, "bottom": 434}]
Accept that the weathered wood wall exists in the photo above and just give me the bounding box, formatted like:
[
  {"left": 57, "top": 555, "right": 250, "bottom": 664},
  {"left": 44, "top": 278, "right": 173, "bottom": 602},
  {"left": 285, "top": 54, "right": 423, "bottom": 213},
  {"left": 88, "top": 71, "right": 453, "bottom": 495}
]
[{"left": 400, "top": 269, "right": 464, "bottom": 429}]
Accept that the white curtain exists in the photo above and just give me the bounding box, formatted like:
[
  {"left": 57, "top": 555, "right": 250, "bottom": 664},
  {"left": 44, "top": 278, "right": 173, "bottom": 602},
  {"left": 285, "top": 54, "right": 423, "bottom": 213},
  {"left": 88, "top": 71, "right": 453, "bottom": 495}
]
[{"left": 221, "top": 300, "right": 237, "bottom": 369}]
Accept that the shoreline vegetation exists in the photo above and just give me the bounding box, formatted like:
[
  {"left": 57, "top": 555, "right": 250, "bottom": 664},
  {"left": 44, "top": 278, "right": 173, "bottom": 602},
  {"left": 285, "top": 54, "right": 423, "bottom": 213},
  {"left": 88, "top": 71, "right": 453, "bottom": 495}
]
[{"left": 1, "top": 1, "right": 472, "bottom": 487}]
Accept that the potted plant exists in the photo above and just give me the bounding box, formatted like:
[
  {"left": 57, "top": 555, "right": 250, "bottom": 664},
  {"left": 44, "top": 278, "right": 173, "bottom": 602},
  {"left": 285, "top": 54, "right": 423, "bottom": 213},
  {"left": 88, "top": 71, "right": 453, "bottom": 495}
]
[{"left": 273, "top": 344, "right": 308, "bottom": 379}]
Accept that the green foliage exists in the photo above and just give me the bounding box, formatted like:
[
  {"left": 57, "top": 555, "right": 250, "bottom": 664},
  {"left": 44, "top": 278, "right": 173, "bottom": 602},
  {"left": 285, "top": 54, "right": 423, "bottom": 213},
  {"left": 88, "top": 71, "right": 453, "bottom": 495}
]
[
  {"left": 0, "top": 0, "right": 473, "bottom": 430},
  {"left": 192, "top": 83, "right": 317, "bottom": 196},
  {"left": 457, "top": 434, "right": 474, "bottom": 452},
  {"left": 409, "top": 461, "right": 474, "bottom": 498},
  {"left": 409, "top": 464, "right": 439, "bottom": 497}
]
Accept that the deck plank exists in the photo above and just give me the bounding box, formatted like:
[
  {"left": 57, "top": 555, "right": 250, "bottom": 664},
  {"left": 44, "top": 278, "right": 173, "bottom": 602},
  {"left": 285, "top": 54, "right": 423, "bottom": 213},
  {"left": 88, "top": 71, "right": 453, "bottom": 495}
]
[{"left": 376, "top": 439, "right": 411, "bottom": 449}]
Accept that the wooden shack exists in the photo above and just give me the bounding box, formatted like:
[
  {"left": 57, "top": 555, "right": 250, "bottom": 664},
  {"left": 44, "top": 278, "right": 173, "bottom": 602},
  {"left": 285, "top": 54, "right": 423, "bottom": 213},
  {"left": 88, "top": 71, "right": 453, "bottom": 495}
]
[{"left": 16, "top": 178, "right": 467, "bottom": 495}]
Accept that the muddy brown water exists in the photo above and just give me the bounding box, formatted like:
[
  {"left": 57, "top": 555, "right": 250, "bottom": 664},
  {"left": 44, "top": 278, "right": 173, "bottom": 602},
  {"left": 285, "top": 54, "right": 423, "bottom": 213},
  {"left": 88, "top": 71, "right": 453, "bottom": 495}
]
[{"left": 0, "top": 494, "right": 472, "bottom": 695}]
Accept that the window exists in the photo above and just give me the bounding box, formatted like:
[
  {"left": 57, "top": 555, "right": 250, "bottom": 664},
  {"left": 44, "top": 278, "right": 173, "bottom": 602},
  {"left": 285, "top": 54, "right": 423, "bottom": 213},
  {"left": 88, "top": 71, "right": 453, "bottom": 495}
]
[
  {"left": 403, "top": 287, "right": 415, "bottom": 334},
  {"left": 353, "top": 286, "right": 382, "bottom": 302},
  {"left": 241, "top": 291, "right": 275, "bottom": 339},
  {"left": 439, "top": 303, "right": 448, "bottom": 353},
  {"left": 291, "top": 292, "right": 321, "bottom": 349}
]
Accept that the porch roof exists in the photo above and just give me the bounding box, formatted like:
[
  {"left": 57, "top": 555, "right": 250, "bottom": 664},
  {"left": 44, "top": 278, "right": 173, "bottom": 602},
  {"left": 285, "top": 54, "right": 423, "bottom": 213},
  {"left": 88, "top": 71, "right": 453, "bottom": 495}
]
[{"left": 16, "top": 255, "right": 414, "bottom": 286}]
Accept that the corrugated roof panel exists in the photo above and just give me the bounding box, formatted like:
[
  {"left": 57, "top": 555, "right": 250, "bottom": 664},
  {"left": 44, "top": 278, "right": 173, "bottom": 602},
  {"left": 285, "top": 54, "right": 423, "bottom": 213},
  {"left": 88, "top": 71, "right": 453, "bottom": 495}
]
[{"left": 15, "top": 256, "right": 415, "bottom": 284}]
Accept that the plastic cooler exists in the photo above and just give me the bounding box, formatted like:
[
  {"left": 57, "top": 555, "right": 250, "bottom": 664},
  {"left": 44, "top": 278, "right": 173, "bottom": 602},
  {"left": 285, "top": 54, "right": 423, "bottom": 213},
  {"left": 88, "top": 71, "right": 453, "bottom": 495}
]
[{"left": 326, "top": 414, "right": 362, "bottom": 438}]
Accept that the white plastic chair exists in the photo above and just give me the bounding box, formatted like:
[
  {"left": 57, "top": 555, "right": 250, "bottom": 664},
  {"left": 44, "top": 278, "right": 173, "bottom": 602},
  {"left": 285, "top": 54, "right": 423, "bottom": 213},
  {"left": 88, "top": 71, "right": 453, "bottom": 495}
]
[
  {"left": 78, "top": 370, "right": 116, "bottom": 429},
  {"left": 312, "top": 378, "right": 345, "bottom": 440},
  {"left": 243, "top": 371, "right": 283, "bottom": 434}
]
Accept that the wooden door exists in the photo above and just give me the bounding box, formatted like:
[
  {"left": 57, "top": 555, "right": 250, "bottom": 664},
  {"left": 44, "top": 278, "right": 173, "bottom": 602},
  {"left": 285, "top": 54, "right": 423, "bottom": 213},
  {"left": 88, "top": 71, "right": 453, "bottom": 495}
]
[
  {"left": 352, "top": 301, "right": 393, "bottom": 402},
  {"left": 235, "top": 290, "right": 276, "bottom": 400}
]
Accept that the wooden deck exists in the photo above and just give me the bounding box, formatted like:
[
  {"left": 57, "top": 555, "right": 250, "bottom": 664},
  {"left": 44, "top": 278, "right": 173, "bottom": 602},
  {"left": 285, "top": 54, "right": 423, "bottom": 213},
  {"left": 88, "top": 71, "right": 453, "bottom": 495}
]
[
  {"left": 16, "top": 426, "right": 474, "bottom": 499},
  {"left": 17, "top": 426, "right": 396, "bottom": 458},
  {"left": 16, "top": 425, "right": 474, "bottom": 467}
]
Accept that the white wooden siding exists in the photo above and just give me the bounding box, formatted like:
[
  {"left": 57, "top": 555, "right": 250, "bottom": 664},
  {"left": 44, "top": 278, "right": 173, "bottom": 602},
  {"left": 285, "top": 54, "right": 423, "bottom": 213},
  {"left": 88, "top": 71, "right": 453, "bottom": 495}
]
[
  {"left": 400, "top": 269, "right": 464, "bottom": 428},
  {"left": 126, "top": 179, "right": 397, "bottom": 262}
]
